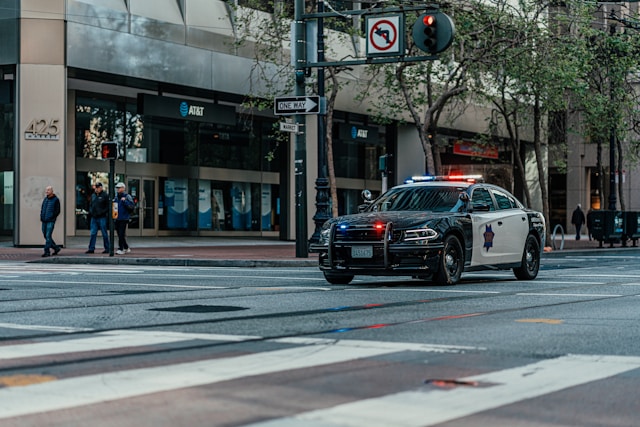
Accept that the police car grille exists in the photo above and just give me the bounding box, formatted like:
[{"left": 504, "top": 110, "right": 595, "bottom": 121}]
[{"left": 334, "top": 227, "right": 384, "bottom": 242}]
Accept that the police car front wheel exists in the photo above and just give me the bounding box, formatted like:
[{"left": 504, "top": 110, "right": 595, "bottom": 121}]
[
  {"left": 513, "top": 234, "right": 540, "bottom": 280},
  {"left": 434, "top": 235, "right": 463, "bottom": 286}
]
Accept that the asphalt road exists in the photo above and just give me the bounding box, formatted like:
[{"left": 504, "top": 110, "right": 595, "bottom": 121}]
[{"left": 1, "top": 252, "right": 639, "bottom": 426}]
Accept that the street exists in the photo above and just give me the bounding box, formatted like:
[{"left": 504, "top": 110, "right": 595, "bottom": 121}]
[{"left": 1, "top": 252, "right": 640, "bottom": 427}]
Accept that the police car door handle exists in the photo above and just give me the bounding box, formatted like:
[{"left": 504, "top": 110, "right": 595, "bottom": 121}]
[
  {"left": 521, "top": 217, "right": 526, "bottom": 221},
  {"left": 498, "top": 221, "right": 503, "bottom": 226}
]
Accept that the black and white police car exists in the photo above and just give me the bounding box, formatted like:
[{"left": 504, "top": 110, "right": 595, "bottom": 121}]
[{"left": 310, "top": 175, "right": 546, "bottom": 285}]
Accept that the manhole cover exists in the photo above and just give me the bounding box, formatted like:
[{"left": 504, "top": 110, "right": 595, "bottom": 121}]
[{"left": 150, "top": 305, "right": 247, "bottom": 313}]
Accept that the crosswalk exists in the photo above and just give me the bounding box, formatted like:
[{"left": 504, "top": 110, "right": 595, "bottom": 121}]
[{"left": 1, "top": 327, "right": 639, "bottom": 426}]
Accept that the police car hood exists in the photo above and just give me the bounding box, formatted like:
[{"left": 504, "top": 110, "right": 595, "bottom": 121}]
[{"left": 331, "top": 211, "right": 449, "bottom": 229}]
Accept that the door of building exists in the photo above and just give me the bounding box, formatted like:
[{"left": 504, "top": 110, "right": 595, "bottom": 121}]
[{"left": 126, "top": 177, "right": 156, "bottom": 236}]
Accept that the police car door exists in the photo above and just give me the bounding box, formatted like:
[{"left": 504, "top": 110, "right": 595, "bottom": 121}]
[
  {"left": 469, "top": 187, "right": 526, "bottom": 267},
  {"left": 489, "top": 187, "right": 529, "bottom": 263}
]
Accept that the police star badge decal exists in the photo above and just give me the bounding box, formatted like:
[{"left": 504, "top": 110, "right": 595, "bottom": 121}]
[{"left": 483, "top": 224, "right": 495, "bottom": 251}]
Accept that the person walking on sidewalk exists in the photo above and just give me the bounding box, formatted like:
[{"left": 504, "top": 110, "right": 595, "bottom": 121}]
[
  {"left": 114, "top": 182, "right": 135, "bottom": 255},
  {"left": 40, "top": 185, "right": 61, "bottom": 257},
  {"left": 86, "top": 182, "right": 110, "bottom": 254},
  {"left": 571, "top": 203, "right": 586, "bottom": 240}
]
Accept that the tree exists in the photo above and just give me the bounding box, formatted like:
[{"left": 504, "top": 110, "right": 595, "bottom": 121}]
[{"left": 362, "top": 0, "right": 528, "bottom": 176}]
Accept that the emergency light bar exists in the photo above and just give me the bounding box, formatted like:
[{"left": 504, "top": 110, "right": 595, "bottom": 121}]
[{"left": 405, "top": 174, "right": 484, "bottom": 184}]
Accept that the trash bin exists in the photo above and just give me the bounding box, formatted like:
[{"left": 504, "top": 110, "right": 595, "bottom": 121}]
[
  {"left": 591, "top": 210, "right": 623, "bottom": 248},
  {"left": 623, "top": 211, "right": 640, "bottom": 247}
]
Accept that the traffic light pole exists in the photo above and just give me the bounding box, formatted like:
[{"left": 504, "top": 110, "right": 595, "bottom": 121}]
[
  {"left": 294, "top": 0, "right": 308, "bottom": 258},
  {"left": 108, "top": 158, "right": 115, "bottom": 257}
]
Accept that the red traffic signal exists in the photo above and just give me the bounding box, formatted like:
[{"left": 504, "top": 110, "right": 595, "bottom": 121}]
[
  {"left": 424, "top": 15, "right": 435, "bottom": 26},
  {"left": 412, "top": 12, "right": 455, "bottom": 54},
  {"left": 422, "top": 15, "right": 437, "bottom": 51},
  {"left": 101, "top": 141, "right": 118, "bottom": 160}
]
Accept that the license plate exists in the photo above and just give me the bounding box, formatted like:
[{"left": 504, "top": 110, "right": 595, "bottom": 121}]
[{"left": 351, "top": 245, "right": 373, "bottom": 258}]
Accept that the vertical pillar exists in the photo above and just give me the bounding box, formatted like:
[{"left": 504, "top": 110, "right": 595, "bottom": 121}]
[{"left": 16, "top": 1, "right": 66, "bottom": 246}]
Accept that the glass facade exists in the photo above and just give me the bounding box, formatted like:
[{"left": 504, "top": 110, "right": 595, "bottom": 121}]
[
  {"left": 0, "top": 79, "right": 14, "bottom": 237},
  {"left": 74, "top": 93, "right": 285, "bottom": 235}
]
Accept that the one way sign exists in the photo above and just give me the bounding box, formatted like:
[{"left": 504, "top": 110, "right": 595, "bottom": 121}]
[{"left": 274, "top": 96, "right": 321, "bottom": 115}]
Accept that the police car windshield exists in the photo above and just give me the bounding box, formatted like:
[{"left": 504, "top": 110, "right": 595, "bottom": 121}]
[{"left": 369, "top": 186, "right": 464, "bottom": 212}]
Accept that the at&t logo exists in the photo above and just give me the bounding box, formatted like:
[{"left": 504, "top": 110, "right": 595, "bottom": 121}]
[{"left": 179, "top": 101, "right": 205, "bottom": 118}]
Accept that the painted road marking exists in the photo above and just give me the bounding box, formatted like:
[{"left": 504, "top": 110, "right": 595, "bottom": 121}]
[
  {"left": 0, "top": 323, "right": 93, "bottom": 333},
  {"left": 245, "top": 354, "right": 640, "bottom": 427},
  {"left": 0, "top": 330, "right": 259, "bottom": 360},
  {"left": 0, "top": 330, "right": 480, "bottom": 361},
  {"left": 516, "top": 292, "right": 622, "bottom": 297},
  {"left": 0, "top": 337, "right": 483, "bottom": 419}
]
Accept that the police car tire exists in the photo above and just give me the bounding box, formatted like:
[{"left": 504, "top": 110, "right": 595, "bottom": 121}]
[
  {"left": 513, "top": 234, "right": 540, "bottom": 280},
  {"left": 324, "top": 272, "right": 354, "bottom": 285},
  {"left": 434, "top": 235, "right": 463, "bottom": 286}
]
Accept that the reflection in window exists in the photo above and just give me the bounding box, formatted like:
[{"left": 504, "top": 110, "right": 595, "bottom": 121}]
[
  {"left": 76, "top": 97, "right": 143, "bottom": 161},
  {"left": 472, "top": 188, "right": 495, "bottom": 211}
]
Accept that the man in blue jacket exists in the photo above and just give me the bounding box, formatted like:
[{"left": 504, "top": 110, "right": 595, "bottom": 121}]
[
  {"left": 40, "top": 185, "right": 61, "bottom": 257},
  {"left": 114, "top": 182, "right": 135, "bottom": 255}
]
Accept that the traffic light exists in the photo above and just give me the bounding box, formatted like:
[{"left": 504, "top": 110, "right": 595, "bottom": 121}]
[
  {"left": 412, "top": 12, "right": 455, "bottom": 54},
  {"left": 423, "top": 14, "right": 437, "bottom": 52},
  {"left": 101, "top": 141, "right": 118, "bottom": 160}
]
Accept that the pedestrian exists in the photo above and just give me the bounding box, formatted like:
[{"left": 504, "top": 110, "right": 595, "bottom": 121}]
[
  {"left": 571, "top": 203, "right": 586, "bottom": 240},
  {"left": 114, "top": 182, "right": 135, "bottom": 255},
  {"left": 85, "top": 182, "right": 110, "bottom": 254},
  {"left": 40, "top": 185, "right": 61, "bottom": 257}
]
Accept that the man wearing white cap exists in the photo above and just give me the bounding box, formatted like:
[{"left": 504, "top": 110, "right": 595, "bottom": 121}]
[{"left": 114, "top": 182, "right": 135, "bottom": 254}]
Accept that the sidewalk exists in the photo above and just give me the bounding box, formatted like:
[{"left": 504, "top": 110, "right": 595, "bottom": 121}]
[
  {"left": 0, "top": 236, "right": 319, "bottom": 267},
  {"left": 0, "top": 234, "right": 637, "bottom": 267}
]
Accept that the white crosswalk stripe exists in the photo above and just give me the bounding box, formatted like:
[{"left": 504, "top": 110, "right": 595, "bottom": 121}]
[
  {"left": 1, "top": 329, "right": 639, "bottom": 425},
  {"left": 245, "top": 354, "right": 640, "bottom": 427},
  {"left": 0, "top": 329, "right": 480, "bottom": 420}
]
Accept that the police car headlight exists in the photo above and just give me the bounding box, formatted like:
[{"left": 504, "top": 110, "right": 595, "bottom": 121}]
[
  {"left": 319, "top": 226, "right": 332, "bottom": 245},
  {"left": 401, "top": 228, "right": 438, "bottom": 243}
]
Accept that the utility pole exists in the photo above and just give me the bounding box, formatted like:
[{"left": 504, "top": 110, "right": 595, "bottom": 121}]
[{"left": 294, "top": 0, "right": 308, "bottom": 257}]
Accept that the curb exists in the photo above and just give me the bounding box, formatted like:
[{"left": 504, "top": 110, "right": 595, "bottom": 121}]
[{"left": 30, "top": 257, "right": 319, "bottom": 268}]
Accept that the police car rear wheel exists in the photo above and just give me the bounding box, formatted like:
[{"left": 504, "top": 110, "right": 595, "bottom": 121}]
[
  {"left": 513, "top": 234, "right": 540, "bottom": 280},
  {"left": 434, "top": 235, "right": 463, "bottom": 286},
  {"left": 323, "top": 272, "right": 354, "bottom": 285}
]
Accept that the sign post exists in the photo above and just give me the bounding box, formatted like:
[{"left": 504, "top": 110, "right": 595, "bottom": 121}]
[{"left": 293, "top": 0, "right": 308, "bottom": 258}]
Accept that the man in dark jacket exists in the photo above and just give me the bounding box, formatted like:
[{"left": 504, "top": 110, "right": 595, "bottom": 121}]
[
  {"left": 40, "top": 185, "right": 61, "bottom": 257},
  {"left": 114, "top": 182, "right": 135, "bottom": 255},
  {"left": 571, "top": 203, "right": 586, "bottom": 240},
  {"left": 86, "top": 182, "right": 110, "bottom": 254}
]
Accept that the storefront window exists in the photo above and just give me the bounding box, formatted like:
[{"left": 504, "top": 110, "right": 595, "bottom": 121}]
[
  {"left": 76, "top": 96, "right": 142, "bottom": 160},
  {"left": 0, "top": 80, "right": 14, "bottom": 237},
  {"left": 333, "top": 122, "right": 386, "bottom": 180},
  {"left": 159, "top": 177, "right": 280, "bottom": 232},
  {"left": 75, "top": 172, "right": 119, "bottom": 230}
]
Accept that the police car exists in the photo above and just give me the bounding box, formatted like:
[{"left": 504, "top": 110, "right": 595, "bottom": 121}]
[{"left": 310, "top": 175, "right": 546, "bottom": 285}]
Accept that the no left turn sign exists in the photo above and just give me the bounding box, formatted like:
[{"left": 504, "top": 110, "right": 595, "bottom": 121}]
[{"left": 366, "top": 15, "right": 402, "bottom": 56}]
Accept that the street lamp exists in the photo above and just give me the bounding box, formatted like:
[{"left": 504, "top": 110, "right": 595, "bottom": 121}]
[{"left": 309, "top": 0, "right": 331, "bottom": 247}]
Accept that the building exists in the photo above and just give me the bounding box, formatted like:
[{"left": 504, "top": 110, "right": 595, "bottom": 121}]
[{"left": 0, "top": 0, "right": 531, "bottom": 247}]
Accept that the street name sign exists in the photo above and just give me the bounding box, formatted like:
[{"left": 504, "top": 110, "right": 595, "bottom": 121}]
[
  {"left": 279, "top": 122, "right": 300, "bottom": 133},
  {"left": 274, "top": 96, "right": 320, "bottom": 115}
]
